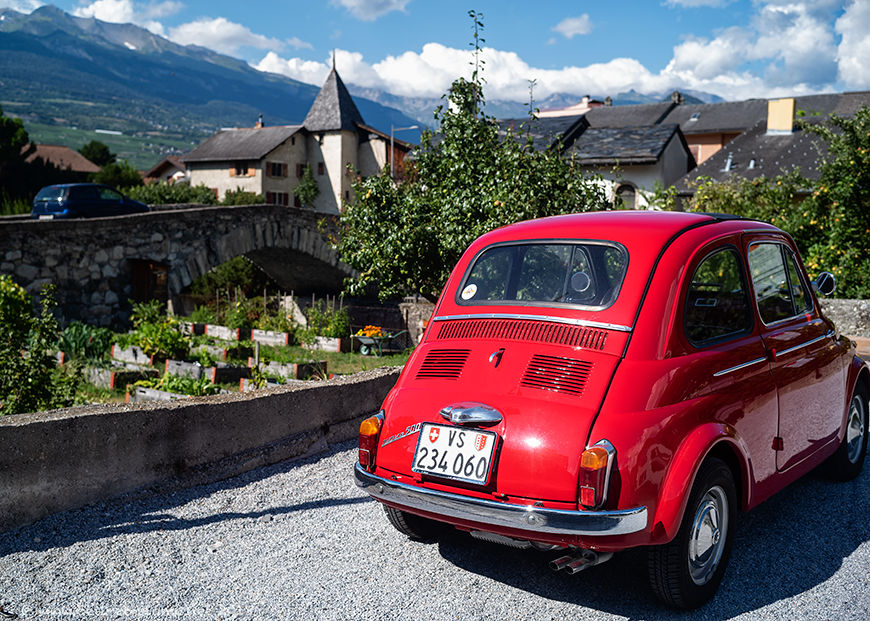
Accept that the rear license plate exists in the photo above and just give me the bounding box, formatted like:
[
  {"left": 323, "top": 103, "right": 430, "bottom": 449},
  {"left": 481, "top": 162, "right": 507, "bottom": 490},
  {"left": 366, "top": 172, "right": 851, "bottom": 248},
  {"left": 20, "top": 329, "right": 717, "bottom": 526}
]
[
  {"left": 412, "top": 423, "right": 496, "bottom": 484},
  {"left": 38, "top": 215, "right": 54, "bottom": 220}
]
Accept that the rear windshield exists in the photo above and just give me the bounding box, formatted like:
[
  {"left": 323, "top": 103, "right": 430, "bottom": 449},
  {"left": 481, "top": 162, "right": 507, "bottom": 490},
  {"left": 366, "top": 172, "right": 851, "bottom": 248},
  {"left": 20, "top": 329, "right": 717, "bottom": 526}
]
[
  {"left": 457, "top": 241, "right": 628, "bottom": 310},
  {"left": 34, "top": 186, "right": 66, "bottom": 202}
]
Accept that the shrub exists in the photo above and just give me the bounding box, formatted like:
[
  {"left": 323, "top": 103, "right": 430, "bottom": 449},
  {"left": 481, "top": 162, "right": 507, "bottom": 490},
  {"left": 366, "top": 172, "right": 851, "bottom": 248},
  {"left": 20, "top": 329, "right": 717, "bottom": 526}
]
[
  {"left": 58, "top": 321, "right": 113, "bottom": 362},
  {"left": 0, "top": 278, "right": 77, "bottom": 414},
  {"left": 125, "top": 182, "right": 218, "bottom": 206}
]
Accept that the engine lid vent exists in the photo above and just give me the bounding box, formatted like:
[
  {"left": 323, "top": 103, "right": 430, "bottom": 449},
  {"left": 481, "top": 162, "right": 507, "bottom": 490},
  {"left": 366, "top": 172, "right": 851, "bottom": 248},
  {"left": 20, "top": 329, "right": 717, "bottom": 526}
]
[
  {"left": 435, "top": 318, "right": 608, "bottom": 351},
  {"left": 416, "top": 349, "right": 471, "bottom": 380},
  {"left": 521, "top": 354, "right": 592, "bottom": 396}
]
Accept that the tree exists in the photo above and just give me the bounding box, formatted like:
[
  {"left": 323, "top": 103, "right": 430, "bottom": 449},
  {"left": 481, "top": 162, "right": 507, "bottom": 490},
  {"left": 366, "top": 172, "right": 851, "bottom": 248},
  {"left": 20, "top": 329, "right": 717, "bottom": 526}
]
[
  {"left": 338, "top": 12, "right": 607, "bottom": 302},
  {"left": 78, "top": 140, "right": 116, "bottom": 167},
  {"left": 0, "top": 105, "right": 33, "bottom": 198},
  {"left": 796, "top": 106, "right": 870, "bottom": 297},
  {"left": 293, "top": 164, "right": 319, "bottom": 207},
  {"left": 93, "top": 160, "right": 143, "bottom": 188}
]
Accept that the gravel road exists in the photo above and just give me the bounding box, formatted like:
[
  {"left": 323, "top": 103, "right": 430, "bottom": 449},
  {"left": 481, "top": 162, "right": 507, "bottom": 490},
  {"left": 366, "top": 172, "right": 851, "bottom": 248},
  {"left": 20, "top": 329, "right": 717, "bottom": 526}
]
[{"left": 0, "top": 440, "right": 867, "bottom": 621}]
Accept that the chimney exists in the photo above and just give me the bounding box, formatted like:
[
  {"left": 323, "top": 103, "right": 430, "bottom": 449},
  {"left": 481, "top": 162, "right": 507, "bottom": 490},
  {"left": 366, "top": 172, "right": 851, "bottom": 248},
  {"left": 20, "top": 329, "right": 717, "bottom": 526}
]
[
  {"left": 766, "top": 98, "right": 794, "bottom": 134},
  {"left": 255, "top": 114, "right": 264, "bottom": 129},
  {"left": 671, "top": 90, "right": 684, "bottom": 105}
]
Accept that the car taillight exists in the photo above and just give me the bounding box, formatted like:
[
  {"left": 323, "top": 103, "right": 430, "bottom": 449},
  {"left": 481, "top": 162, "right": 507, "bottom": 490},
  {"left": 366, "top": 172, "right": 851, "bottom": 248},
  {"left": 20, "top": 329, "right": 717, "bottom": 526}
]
[
  {"left": 358, "top": 410, "right": 384, "bottom": 471},
  {"left": 578, "top": 439, "right": 616, "bottom": 509}
]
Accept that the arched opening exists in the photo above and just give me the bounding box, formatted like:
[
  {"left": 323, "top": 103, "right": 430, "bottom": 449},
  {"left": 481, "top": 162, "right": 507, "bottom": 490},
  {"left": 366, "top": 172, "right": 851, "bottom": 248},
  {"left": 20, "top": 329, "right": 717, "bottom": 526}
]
[{"left": 615, "top": 183, "right": 636, "bottom": 209}]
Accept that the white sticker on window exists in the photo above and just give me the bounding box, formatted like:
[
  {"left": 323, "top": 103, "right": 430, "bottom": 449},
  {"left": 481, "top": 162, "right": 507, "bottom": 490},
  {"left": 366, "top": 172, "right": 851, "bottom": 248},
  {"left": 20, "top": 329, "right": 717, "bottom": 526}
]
[{"left": 461, "top": 284, "right": 478, "bottom": 300}]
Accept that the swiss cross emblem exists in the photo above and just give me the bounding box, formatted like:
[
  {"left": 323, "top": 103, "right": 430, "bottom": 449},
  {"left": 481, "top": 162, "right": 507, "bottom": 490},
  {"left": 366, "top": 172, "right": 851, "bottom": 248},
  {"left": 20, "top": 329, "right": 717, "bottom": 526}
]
[
  {"left": 475, "top": 435, "right": 487, "bottom": 451},
  {"left": 428, "top": 427, "right": 440, "bottom": 443}
]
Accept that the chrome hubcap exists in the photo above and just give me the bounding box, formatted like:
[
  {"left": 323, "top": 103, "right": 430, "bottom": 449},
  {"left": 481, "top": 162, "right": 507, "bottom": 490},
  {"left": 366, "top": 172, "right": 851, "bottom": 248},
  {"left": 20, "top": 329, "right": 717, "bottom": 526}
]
[
  {"left": 845, "top": 395, "right": 866, "bottom": 464},
  {"left": 687, "top": 485, "right": 728, "bottom": 586}
]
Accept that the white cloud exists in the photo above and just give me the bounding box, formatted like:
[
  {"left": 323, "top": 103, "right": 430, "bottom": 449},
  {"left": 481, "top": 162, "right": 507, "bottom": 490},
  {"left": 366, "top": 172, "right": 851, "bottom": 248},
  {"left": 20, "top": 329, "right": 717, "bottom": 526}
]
[
  {"left": 287, "top": 36, "right": 313, "bottom": 50},
  {"left": 169, "top": 17, "right": 284, "bottom": 55},
  {"left": 257, "top": 51, "right": 329, "bottom": 85},
  {"left": 331, "top": 0, "right": 410, "bottom": 21},
  {"left": 836, "top": 0, "right": 870, "bottom": 88},
  {"left": 0, "top": 0, "right": 45, "bottom": 12},
  {"left": 71, "top": 0, "right": 180, "bottom": 35},
  {"left": 552, "top": 14, "right": 592, "bottom": 39}
]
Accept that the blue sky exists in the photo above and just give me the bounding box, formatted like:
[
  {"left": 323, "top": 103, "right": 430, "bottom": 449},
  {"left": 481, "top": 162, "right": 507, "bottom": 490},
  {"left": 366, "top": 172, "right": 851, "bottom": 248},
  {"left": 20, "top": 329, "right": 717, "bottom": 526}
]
[{"left": 4, "top": 0, "right": 870, "bottom": 102}]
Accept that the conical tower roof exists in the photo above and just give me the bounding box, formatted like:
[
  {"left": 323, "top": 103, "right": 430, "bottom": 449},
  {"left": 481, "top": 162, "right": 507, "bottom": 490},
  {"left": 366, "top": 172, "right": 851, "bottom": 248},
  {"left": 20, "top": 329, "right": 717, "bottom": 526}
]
[{"left": 303, "top": 68, "right": 365, "bottom": 132}]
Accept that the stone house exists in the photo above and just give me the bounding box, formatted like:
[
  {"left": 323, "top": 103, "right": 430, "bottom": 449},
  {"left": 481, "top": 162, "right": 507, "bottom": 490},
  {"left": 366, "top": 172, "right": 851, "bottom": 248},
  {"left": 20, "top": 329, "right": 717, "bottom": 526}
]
[{"left": 183, "top": 68, "right": 411, "bottom": 213}]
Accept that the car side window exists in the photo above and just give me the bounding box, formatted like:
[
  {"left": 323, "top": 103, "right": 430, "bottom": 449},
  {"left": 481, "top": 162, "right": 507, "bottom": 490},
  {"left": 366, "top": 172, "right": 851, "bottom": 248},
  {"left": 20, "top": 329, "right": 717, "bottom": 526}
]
[
  {"left": 748, "top": 242, "right": 809, "bottom": 324},
  {"left": 785, "top": 250, "right": 812, "bottom": 314},
  {"left": 684, "top": 247, "right": 753, "bottom": 345},
  {"left": 99, "top": 188, "right": 123, "bottom": 201}
]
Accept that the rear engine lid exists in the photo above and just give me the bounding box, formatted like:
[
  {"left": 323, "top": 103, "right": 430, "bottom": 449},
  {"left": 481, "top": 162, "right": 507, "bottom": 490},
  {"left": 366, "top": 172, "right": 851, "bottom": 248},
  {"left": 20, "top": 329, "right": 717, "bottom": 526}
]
[{"left": 376, "top": 315, "right": 626, "bottom": 502}]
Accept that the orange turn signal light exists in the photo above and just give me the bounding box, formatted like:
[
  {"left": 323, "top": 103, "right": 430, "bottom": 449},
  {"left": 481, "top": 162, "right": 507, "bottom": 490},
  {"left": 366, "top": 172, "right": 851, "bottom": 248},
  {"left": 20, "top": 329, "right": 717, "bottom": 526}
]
[
  {"left": 360, "top": 416, "right": 381, "bottom": 437},
  {"left": 580, "top": 446, "right": 610, "bottom": 471},
  {"left": 358, "top": 411, "right": 384, "bottom": 471}
]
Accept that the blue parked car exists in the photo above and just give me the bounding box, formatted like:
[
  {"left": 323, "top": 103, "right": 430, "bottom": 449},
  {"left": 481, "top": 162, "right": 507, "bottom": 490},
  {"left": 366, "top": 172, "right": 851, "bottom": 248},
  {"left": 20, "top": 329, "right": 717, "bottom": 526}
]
[{"left": 31, "top": 184, "right": 149, "bottom": 219}]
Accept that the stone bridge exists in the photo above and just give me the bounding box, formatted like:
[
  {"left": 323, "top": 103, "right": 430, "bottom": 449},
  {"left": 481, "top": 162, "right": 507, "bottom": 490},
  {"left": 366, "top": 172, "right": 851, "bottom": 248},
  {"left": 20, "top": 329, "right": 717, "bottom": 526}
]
[{"left": 0, "top": 205, "right": 351, "bottom": 326}]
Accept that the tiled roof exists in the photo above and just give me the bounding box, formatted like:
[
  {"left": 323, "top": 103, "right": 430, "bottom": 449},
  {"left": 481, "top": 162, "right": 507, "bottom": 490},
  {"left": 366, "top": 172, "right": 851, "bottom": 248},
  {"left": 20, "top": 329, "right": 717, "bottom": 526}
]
[
  {"left": 674, "top": 118, "right": 827, "bottom": 194},
  {"left": 584, "top": 102, "right": 676, "bottom": 128},
  {"left": 303, "top": 69, "right": 365, "bottom": 132},
  {"left": 660, "top": 91, "right": 870, "bottom": 135},
  {"left": 567, "top": 124, "right": 683, "bottom": 165},
  {"left": 25, "top": 144, "right": 99, "bottom": 173},
  {"left": 182, "top": 126, "right": 301, "bottom": 162},
  {"left": 497, "top": 115, "right": 588, "bottom": 151},
  {"left": 144, "top": 155, "right": 185, "bottom": 178}
]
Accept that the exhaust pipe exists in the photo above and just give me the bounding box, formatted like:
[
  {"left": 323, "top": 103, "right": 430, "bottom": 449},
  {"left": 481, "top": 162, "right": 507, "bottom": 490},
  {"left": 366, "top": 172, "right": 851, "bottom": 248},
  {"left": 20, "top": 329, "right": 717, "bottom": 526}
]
[{"left": 550, "top": 550, "right": 613, "bottom": 574}]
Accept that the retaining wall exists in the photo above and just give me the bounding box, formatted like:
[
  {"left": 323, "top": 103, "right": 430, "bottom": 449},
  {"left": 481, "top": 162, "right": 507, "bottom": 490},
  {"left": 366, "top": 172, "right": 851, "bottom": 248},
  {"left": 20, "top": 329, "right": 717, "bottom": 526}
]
[{"left": 0, "top": 367, "right": 401, "bottom": 532}]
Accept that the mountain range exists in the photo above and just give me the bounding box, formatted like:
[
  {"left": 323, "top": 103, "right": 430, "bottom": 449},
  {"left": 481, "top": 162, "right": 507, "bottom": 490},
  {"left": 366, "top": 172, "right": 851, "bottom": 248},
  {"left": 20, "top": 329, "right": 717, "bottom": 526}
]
[{"left": 0, "top": 5, "right": 721, "bottom": 170}]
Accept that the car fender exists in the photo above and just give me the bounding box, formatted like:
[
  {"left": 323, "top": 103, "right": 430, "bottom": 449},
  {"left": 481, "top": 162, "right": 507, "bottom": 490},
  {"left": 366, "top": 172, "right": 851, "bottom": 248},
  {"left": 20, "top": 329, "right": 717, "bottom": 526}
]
[{"left": 651, "top": 422, "right": 750, "bottom": 541}]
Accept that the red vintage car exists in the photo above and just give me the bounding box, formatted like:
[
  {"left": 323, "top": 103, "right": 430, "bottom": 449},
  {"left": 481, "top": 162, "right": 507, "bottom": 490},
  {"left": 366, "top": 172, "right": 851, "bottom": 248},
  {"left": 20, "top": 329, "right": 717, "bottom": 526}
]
[{"left": 355, "top": 211, "right": 868, "bottom": 608}]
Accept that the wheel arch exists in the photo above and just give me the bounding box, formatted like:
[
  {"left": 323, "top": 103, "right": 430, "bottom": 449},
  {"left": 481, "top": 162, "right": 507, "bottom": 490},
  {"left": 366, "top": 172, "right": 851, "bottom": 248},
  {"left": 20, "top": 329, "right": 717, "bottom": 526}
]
[{"left": 651, "top": 424, "right": 751, "bottom": 543}]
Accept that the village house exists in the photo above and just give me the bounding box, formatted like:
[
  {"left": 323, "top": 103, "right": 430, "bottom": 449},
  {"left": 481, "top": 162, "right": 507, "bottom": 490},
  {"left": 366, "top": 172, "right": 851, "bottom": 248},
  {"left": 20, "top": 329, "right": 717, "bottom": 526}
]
[
  {"left": 183, "top": 67, "right": 412, "bottom": 213},
  {"left": 24, "top": 144, "right": 99, "bottom": 180}
]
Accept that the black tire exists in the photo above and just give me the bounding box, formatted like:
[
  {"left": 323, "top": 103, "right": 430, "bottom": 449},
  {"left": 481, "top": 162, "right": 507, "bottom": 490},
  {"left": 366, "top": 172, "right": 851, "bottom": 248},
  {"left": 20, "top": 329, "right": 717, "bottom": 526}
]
[
  {"left": 826, "top": 383, "right": 869, "bottom": 481},
  {"left": 383, "top": 505, "right": 442, "bottom": 541},
  {"left": 648, "top": 457, "right": 737, "bottom": 609}
]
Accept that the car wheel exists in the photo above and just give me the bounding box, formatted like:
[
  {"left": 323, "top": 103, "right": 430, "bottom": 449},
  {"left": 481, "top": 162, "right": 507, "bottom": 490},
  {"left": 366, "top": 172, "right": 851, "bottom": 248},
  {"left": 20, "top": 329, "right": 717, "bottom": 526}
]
[
  {"left": 383, "top": 505, "right": 442, "bottom": 541},
  {"left": 826, "top": 383, "right": 868, "bottom": 481},
  {"left": 647, "top": 457, "right": 736, "bottom": 609}
]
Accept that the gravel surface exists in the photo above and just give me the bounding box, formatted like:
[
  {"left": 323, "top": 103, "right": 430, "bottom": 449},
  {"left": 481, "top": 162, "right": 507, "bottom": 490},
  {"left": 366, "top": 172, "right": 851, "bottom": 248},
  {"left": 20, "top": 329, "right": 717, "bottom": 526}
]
[{"left": 0, "top": 440, "right": 867, "bottom": 621}]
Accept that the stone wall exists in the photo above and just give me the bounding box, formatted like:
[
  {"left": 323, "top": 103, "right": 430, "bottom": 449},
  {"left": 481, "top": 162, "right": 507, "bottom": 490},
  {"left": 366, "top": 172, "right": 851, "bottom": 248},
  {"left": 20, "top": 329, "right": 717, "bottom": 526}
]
[
  {"left": 0, "top": 205, "right": 351, "bottom": 327},
  {"left": 821, "top": 298, "right": 870, "bottom": 338},
  {"left": 0, "top": 367, "right": 400, "bottom": 532}
]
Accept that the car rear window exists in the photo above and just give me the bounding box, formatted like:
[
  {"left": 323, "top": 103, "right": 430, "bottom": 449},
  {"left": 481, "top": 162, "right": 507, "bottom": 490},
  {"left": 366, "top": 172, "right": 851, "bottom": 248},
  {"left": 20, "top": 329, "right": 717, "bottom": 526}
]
[
  {"left": 457, "top": 241, "right": 628, "bottom": 309},
  {"left": 34, "top": 187, "right": 66, "bottom": 202}
]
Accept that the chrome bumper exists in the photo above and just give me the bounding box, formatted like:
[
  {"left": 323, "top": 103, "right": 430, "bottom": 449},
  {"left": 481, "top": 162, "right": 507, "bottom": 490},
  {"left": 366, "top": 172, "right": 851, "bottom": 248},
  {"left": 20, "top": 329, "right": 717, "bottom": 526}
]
[{"left": 354, "top": 463, "right": 648, "bottom": 537}]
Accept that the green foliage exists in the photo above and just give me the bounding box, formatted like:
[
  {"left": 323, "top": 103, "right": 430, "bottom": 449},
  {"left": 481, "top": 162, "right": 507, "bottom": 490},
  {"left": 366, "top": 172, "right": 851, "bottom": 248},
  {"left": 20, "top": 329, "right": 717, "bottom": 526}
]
[
  {"left": 190, "top": 256, "right": 272, "bottom": 297},
  {"left": 303, "top": 300, "right": 350, "bottom": 338},
  {"left": 293, "top": 164, "right": 319, "bottom": 207},
  {"left": 221, "top": 187, "right": 264, "bottom": 205},
  {"left": 58, "top": 321, "right": 113, "bottom": 362},
  {"left": 0, "top": 279, "right": 77, "bottom": 415},
  {"left": 121, "top": 300, "right": 189, "bottom": 359},
  {"left": 189, "top": 305, "right": 216, "bottom": 324},
  {"left": 0, "top": 191, "right": 32, "bottom": 216},
  {"left": 125, "top": 182, "right": 218, "bottom": 205},
  {"left": 338, "top": 14, "right": 607, "bottom": 302},
  {"left": 796, "top": 107, "right": 870, "bottom": 297},
  {"left": 0, "top": 105, "right": 31, "bottom": 173},
  {"left": 134, "top": 372, "right": 220, "bottom": 396},
  {"left": 78, "top": 140, "right": 115, "bottom": 167},
  {"left": 94, "top": 160, "right": 143, "bottom": 188}
]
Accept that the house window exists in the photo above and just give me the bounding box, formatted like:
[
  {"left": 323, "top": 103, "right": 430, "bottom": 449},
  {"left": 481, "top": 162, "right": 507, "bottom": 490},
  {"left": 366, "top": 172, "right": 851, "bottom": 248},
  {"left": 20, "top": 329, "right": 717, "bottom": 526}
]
[
  {"left": 291, "top": 137, "right": 296, "bottom": 146},
  {"left": 231, "top": 163, "right": 254, "bottom": 177},
  {"left": 296, "top": 163, "right": 304, "bottom": 178},
  {"left": 266, "top": 191, "right": 289, "bottom": 206},
  {"left": 267, "top": 161, "right": 287, "bottom": 177},
  {"left": 294, "top": 196, "right": 301, "bottom": 208},
  {"left": 317, "top": 162, "right": 324, "bottom": 175}
]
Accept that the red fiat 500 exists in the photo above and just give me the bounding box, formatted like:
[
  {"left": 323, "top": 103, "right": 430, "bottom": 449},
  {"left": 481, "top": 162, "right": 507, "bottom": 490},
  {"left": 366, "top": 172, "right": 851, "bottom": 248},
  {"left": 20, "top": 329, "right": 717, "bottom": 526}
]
[{"left": 354, "top": 211, "right": 868, "bottom": 608}]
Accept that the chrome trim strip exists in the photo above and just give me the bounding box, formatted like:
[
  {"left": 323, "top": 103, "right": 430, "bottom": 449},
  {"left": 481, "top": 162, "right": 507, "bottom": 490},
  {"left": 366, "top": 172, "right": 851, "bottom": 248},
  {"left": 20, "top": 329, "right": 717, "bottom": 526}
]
[
  {"left": 354, "top": 463, "right": 648, "bottom": 536},
  {"left": 433, "top": 313, "right": 632, "bottom": 333},
  {"left": 713, "top": 357, "right": 767, "bottom": 377},
  {"left": 775, "top": 332, "right": 834, "bottom": 358}
]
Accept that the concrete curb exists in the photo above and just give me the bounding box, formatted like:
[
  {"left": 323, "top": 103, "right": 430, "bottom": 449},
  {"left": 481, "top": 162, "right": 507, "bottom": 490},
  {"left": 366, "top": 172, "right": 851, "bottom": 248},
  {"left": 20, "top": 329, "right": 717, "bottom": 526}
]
[{"left": 0, "top": 367, "right": 401, "bottom": 532}]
